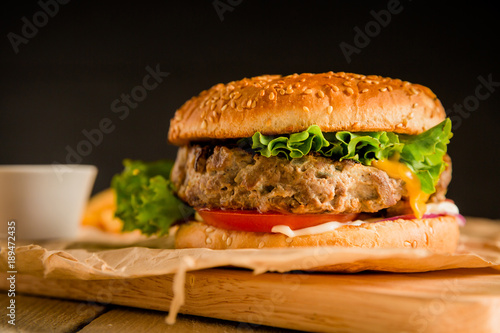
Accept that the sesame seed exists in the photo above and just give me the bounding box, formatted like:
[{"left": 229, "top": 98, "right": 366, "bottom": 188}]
[
  {"left": 300, "top": 78, "right": 306, "bottom": 82},
  {"left": 412, "top": 240, "right": 417, "bottom": 248},
  {"left": 387, "top": 86, "right": 393, "bottom": 91},
  {"left": 286, "top": 86, "right": 294, "bottom": 94},
  {"left": 343, "top": 81, "right": 352, "bottom": 86},
  {"left": 279, "top": 89, "right": 285, "bottom": 95},
  {"left": 303, "top": 106, "right": 310, "bottom": 112},
  {"left": 332, "top": 85, "right": 339, "bottom": 92},
  {"left": 269, "top": 92, "right": 276, "bottom": 101},
  {"left": 205, "top": 227, "right": 214, "bottom": 233},
  {"left": 412, "top": 103, "right": 419, "bottom": 108},
  {"left": 258, "top": 242, "right": 265, "bottom": 249},
  {"left": 247, "top": 99, "right": 252, "bottom": 107},
  {"left": 221, "top": 104, "right": 228, "bottom": 111},
  {"left": 404, "top": 241, "right": 411, "bottom": 247},
  {"left": 233, "top": 91, "right": 241, "bottom": 99},
  {"left": 230, "top": 100, "right": 236, "bottom": 108},
  {"left": 206, "top": 237, "right": 212, "bottom": 244},
  {"left": 226, "top": 237, "right": 232, "bottom": 246},
  {"left": 372, "top": 81, "right": 380, "bottom": 85},
  {"left": 408, "top": 112, "right": 414, "bottom": 119},
  {"left": 293, "top": 82, "right": 301, "bottom": 88},
  {"left": 396, "top": 123, "right": 404, "bottom": 128},
  {"left": 380, "top": 87, "right": 387, "bottom": 92},
  {"left": 345, "top": 87, "right": 354, "bottom": 95},
  {"left": 429, "top": 227, "right": 434, "bottom": 234},
  {"left": 201, "top": 120, "right": 207, "bottom": 129},
  {"left": 251, "top": 100, "right": 257, "bottom": 108},
  {"left": 304, "top": 89, "right": 313, "bottom": 95},
  {"left": 222, "top": 233, "right": 228, "bottom": 241},
  {"left": 260, "top": 89, "right": 265, "bottom": 97},
  {"left": 361, "top": 88, "right": 369, "bottom": 93},
  {"left": 327, "top": 106, "right": 333, "bottom": 114},
  {"left": 317, "top": 90, "right": 325, "bottom": 98},
  {"left": 210, "top": 103, "right": 216, "bottom": 111}
]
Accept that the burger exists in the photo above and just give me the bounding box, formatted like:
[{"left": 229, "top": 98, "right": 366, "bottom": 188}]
[{"left": 112, "top": 72, "right": 463, "bottom": 253}]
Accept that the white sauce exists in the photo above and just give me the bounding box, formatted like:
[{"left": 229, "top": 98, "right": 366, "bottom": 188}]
[
  {"left": 271, "top": 202, "right": 460, "bottom": 238},
  {"left": 271, "top": 220, "right": 366, "bottom": 238},
  {"left": 425, "top": 201, "right": 460, "bottom": 215},
  {"left": 194, "top": 202, "right": 460, "bottom": 238}
]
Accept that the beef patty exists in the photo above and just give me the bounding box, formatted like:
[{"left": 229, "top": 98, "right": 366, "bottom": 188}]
[{"left": 171, "top": 145, "right": 451, "bottom": 214}]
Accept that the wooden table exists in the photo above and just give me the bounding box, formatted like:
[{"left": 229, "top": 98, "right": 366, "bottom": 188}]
[
  {"left": 0, "top": 293, "right": 296, "bottom": 333},
  {"left": 1, "top": 217, "right": 499, "bottom": 332}
]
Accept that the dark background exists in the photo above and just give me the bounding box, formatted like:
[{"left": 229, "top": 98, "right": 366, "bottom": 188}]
[{"left": 1, "top": 1, "right": 499, "bottom": 219}]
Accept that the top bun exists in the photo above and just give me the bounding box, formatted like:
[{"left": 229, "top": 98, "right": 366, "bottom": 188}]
[{"left": 168, "top": 72, "right": 445, "bottom": 145}]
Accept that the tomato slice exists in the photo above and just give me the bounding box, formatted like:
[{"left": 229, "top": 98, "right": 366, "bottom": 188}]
[{"left": 197, "top": 210, "right": 359, "bottom": 233}]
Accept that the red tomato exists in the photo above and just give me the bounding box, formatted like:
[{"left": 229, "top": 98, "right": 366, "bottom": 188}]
[{"left": 197, "top": 210, "right": 359, "bottom": 233}]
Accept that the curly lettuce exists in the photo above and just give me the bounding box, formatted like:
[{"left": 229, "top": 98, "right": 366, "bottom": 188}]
[
  {"left": 251, "top": 119, "right": 452, "bottom": 194},
  {"left": 111, "top": 159, "right": 193, "bottom": 235}
]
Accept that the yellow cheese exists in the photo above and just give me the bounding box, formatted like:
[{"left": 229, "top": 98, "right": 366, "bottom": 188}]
[{"left": 372, "top": 154, "right": 429, "bottom": 218}]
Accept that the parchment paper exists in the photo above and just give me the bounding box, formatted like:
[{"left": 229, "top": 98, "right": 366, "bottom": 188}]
[{"left": 1, "top": 217, "right": 499, "bottom": 323}]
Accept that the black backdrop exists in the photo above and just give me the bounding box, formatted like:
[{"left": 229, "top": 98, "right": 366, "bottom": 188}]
[{"left": 1, "top": 1, "right": 499, "bottom": 219}]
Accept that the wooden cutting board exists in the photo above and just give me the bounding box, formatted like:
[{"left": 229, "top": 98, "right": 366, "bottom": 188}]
[{"left": 2, "top": 267, "right": 499, "bottom": 333}]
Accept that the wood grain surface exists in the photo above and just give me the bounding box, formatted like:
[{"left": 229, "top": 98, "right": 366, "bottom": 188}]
[
  {"left": 0, "top": 293, "right": 106, "bottom": 332},
  {"left": 1, "top": 217, "right": 499, "bottom": 332},
  {"left": 0, "top": 294, "right": 295, "bottom": 333},
  {"left": 1, "top": 267, "right": 499, "bottom": 333}
]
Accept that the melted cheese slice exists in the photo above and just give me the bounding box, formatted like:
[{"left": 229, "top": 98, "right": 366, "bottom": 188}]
[{"left": 371, "top": 155, "right": 429, "bottom": 218}]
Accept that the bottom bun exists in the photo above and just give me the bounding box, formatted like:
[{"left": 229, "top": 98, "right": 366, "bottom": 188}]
[{"left": 174, "top": 215, "right": 460, "bottom": 254}]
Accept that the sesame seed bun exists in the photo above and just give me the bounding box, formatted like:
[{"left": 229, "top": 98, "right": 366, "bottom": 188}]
[
  {"left": 174, "top": 215, "right": 460, "bottom": 255},
  {"left": 168, "top": 72, "right": 445, "bottom": 145}
]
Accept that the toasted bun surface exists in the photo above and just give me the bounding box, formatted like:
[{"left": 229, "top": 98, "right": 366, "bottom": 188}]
[
  {"left": 169, "top": 72, "right": 445, "bottom": 145},
  {"left": 174, "top": 216, "right": 460, "bottom": 254}
]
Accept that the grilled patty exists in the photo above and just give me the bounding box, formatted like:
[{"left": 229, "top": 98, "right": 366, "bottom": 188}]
[{"left": 171, "top": 145, "right": 450, "bottom": 214}]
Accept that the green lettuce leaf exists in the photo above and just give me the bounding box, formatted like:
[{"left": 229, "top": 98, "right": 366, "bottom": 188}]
[
  {"left": 251, "top": 119, "right": 452, "bottom": 194},
  {"left": 399, "top": 119, "right": 452, "bottom": 193},
  {"left": 111, "top": 159, "right": 194, "bottom": 235},
  {"left": 251, "top": 125, "right": 330, "bottom": 158}
]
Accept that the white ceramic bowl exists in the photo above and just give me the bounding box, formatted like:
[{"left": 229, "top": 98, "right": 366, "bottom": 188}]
[{"left": 0, "top": 165, "right": 97, "bottom": 240}]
